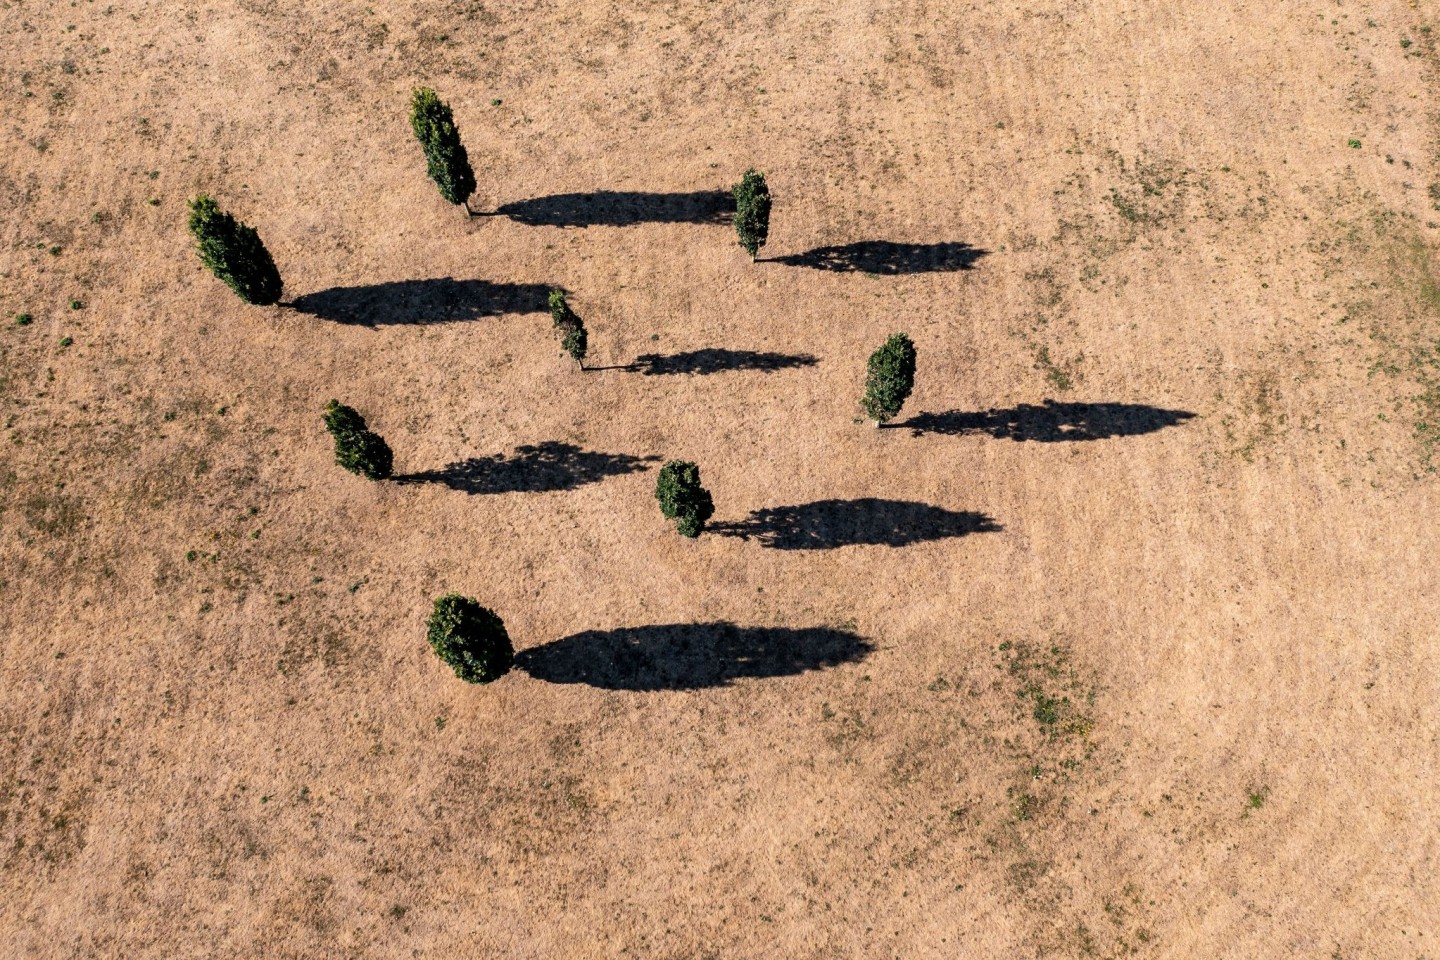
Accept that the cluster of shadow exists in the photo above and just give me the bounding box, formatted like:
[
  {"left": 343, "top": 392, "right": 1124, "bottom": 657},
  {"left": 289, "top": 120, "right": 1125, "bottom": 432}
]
[
  {"left": 489, "top": 190, "right": 735, "bottom": 228},
  {"left": 710, "top": 498, "right": 1001, "bottom": 550},
  {"left": 395, "top": 441, "right": 657, "bottom": 495},
  {"left": 289, "top": 278, "right": 552, "bottom": 326},
  {"left": 516, "top": 622, "right": 873, "bottom": 691},
  {"left": 769, "top": 241, "right": 988, "bottom": 275},
  {"left": 595, "top": 348, "right": 819, "bottom": 376},
  {"left": 893, "top": 401, "right": 1196, "bottom": 442}
]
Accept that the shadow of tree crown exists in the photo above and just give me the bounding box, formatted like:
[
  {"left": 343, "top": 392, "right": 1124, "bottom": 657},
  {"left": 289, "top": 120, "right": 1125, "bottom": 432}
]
[
  {"left": 290, "top": 278, "right": 552, "bottom": 325},
  {"left": 711, "top": 498, "right": 1002, "bottom": 550},
  {"left": 516, "top": 622, "right": 874, "bottom": 690},
  {"left": 492, "top": 190, "right": 735, "bottom": 228},
  {"left": 395, "top": 442, "right": 659, "bottom": 495},
  {"left": 629, "top": 348, "right": 820, "bottom": 376},
  {"left": 771, "top": 241, "right": 988, "bottom": 274},
  {"left": 897, "top": 401, "right": 1197, "bottom": 441}
]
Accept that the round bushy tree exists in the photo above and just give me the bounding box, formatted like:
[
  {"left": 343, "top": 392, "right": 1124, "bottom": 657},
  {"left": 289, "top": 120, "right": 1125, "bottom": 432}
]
[
  {"left": 655, "top": 460, "right": 715, "bottom": 538},
  {"left": 410, "top": 87, "right": 477, "bottom": 212},
  {"left": 548, "top": 289, "right": 588, "bottom": 369},
  {"left": 187, "top": 196, "right": 282, "bottom": 305},
  {"left": 323, "top": 399, "right": 394, "bottom": 480},
  {"left": 426, "top": 594, "right": 513, "bottom": 684},
  {"left": 861, "top": 332, "right": 917, "bottom": 425},
  {"left": 732, "top": 169, "right": 771, "bottom": 261}
]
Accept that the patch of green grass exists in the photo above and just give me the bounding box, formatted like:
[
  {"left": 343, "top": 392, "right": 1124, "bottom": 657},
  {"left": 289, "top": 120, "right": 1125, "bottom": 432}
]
[{"left": 1034, "top": 345, "right": 1083, "bottom": 392}]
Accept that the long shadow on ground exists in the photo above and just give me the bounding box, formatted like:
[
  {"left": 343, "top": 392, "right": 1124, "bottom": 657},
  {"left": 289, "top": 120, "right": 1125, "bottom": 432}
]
[
  {"left": 711, "top": 498, "right": 1002, "bottom": 550},
  {"left": 623, "top": 349, "right": 820, "bottom": 376},
  {"left": 394, "top": 442, "right": 659, "bottom": 494},
  {"left": 290, "top": 278, "right": 551, "bottom": 326},
  {"left": 770, "top": 241, "right": 988, "bottom": 274},
  {"left": 516, "top": 622, "right": 874, "bottom": 691},
  {"left": 895, "top": 401, "right": 1197, "bottom": 441},
  {"left": 490, "top": 190, "right": 734, "bottom": 228}
]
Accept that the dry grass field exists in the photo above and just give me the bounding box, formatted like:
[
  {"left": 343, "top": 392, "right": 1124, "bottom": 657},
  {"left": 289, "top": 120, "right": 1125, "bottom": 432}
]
[{"left": 3, "top": 1, "right": 1440, "bottom": 957}]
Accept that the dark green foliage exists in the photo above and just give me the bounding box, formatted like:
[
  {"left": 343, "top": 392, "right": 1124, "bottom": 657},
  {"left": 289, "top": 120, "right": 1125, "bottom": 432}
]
[
  {"left": 561, "top": 321, "right": 588, "bottom": 366},
  {"left": 425, "top": 593, "right": 514, "bottom": 684},
  {"left": 323, "top": 399, "right": 393, "bottom": 480},
  {"left": 732, "top": 169, "right": 771, "bottom": 260},
  {"left": 861, "top": 332, "right": 917, "bottom": 424},
  {"left": 548, "top": 289, "right": 574, "bottom": 329},
  {"left": 548, "top": 290, "right": 588, "bottom": 368},
  {"left": 410, "top": 87, "right": 476, "bottom": 208},
  {"left": 187, "top": 195, "right": 282, "bottom": 305},
  {"left": 655, "top": 460, "right": 715, "bottom": 538}
]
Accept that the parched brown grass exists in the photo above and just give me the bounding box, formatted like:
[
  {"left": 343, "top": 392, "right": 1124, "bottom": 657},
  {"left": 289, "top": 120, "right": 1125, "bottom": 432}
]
[{"left": 2, "top": 2, "right": 1438, "bottom": 957}]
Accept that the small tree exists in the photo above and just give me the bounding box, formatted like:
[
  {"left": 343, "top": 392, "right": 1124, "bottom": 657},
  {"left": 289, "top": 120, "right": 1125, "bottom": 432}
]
[
  {"left": 426, "top": 593, "right": 513, "bottom": 684},
  {"left": 861, "top": 332, "right": 917, "bottom": 425},
  {"left": 655, "top": 460, "right": 715, "bottom": 538},
  {"left": 187, "top": 195, "right": 282, "bottom": 305},
  {"left": 732, "top": 169, "right": 772, "bottom": 261},
  {"left": 548, "top": 290, "right": 588, "bottom": 369},
  {"left": 561, "top": 320, "right": 588, "bottom": 368},
  {"left": 323, "top": 399, "right": 394, "bottom": 480},
  {"left": 410, "top": 87, "right": 477, "bottom": 213}
]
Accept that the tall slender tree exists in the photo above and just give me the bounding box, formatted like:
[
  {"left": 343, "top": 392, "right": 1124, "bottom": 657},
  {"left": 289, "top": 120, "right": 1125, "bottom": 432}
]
[
  {"left": 861, "top": 333, "right": 917, "bottom": 425},
  {"left": 655, "top": 460, "right": 715, "bottom": 538},
  {"left": 187, "top": 196, "right": 282, "bottom": 305},
  {"left": 410, "top": 87, "right": 477, "bottom": 214},
  {"left": 732, "top": 169, "right": 772, "bottom": 261},
  {"left": 548, "top": 290, "right": 589, "bottom": 370}
]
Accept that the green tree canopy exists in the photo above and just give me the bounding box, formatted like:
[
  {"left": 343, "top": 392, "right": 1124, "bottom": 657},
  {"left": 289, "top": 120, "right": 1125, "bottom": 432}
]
[
  {"left": 426, "top": 594, "right": 514, "bottom": 684},
  {"left": 861, "top": 333, "right": 917, "bottom": 424},
  {"left": 410, "top": 87, "right": 477, "bottom": 209},
  {"left": 732, "top": 169, "right": 772, "bottom": 261},
  {"left": 548, "top": 290, "right": 588, "bottom": 369},
  {"left": 655, "top": 460, "right": 716, "bottom": 538},
  {"left": 187, "top": 196, "right": 282, "bottom": 305},
  {"left": 323, "top": 400, "right": 394, "bottom": 480}
]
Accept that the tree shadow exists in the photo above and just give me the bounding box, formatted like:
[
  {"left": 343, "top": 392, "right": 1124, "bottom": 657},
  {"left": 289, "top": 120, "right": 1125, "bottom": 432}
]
[
  {"left": 627, "top": 348, "right": 820, "bottom": 376},
  {"left": 770, "top": 241, "right": 988, "bottom": 274},
  {"left": 895, "top": 401, "right": 1197, "bottom": 441},
  {"left": 489, "top": 190, "right": 735, "bottom": 228},
  {"left": 394, "top": 441, "right": 659, "bottom": 494},
  {"left": 290, "top": 278, "right": 551, "bottom": 326},
  {"left": 711, "top": 498, "right": 1002, "bottom": 550},
  {"left": 516, "top": 622, "right": 874, "bottom": 691}
]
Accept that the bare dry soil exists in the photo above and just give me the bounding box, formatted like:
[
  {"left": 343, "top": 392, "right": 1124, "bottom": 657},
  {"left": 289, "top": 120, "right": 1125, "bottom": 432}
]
[{"left": 3, "top": 2, "right": 1439, "bottom": 957}]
